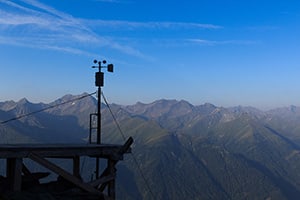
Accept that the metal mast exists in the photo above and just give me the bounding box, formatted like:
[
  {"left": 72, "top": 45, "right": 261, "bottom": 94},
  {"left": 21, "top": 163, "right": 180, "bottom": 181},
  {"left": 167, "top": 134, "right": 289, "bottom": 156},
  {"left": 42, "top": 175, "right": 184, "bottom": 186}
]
[{"left": 92, "top": 59, "right": 114, "bottom": 178}]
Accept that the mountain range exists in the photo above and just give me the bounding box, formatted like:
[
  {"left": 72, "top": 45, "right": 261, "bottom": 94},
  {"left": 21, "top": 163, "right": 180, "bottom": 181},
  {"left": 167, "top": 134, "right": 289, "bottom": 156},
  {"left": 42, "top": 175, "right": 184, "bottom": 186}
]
[{"left": 1, "top": 94, "right": 300, "bottom": 199}]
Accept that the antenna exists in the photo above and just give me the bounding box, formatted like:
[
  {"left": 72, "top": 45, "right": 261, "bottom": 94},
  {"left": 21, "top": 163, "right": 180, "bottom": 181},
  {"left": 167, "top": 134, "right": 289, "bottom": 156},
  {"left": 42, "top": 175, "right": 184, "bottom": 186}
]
[{"left": 91, "top": 59, "right": 114, "bottom": 179}]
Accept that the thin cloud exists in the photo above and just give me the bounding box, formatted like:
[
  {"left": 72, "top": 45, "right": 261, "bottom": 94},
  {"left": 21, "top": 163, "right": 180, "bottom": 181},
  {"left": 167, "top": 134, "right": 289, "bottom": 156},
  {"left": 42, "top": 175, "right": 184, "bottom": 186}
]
[
  {"left": 0, "top": 0, "right": 223, "bottom": 59},
  {"left": 82, "top": 19, "right": 222, "bottom": 30},
  {"left": 0, "top": 35, "right": 98, "bottom": 57},
  {"left": 0, "top": 0, "right": 39, "bottom": 14},
  {"left": 92, "top": 0, "right": 132, "bottom": 3},
  {"left": 21, "top": 0, "right": 78, "bottom": 21},
  {"left": 0, "top": 0, "right": 148, "bottom": 58},
  {"left": 41, "top": 45, "right": 100, "bottom": 57},
  {"left": 93, "top": 0, "right": 122, "bottom": 2},
  {"left": 187, "top": 39, "right": 258, "bottom": 46},
  {"left": 0, "top": 10, "right": 50, "bottom": 26}
]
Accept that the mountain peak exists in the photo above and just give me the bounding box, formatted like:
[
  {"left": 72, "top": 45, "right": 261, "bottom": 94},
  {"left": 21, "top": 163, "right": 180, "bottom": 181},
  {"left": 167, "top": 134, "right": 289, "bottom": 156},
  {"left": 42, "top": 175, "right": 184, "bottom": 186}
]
[
  {"left": 203, "top": 102, "right": 217, "bottom": 108},
  {"left": 18, "top": 98, "right": 30, "bottom": 105},
  {"left": 0, "top": 100, "right": 17, "bottom": 111},
  {"left": 152, "top": 99, "right": 178, "bottom": 105},
  {"left": 135, "top": 101, "right": 146, "bottom": 106},
  {"left": 195, "top": 103, "right": 217, "bottom": 115}
]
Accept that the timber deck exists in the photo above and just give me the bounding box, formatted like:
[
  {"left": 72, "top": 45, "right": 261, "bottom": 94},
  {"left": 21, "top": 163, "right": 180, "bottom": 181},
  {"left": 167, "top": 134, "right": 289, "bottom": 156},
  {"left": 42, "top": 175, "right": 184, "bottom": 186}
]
[{"left": 0, "top": 137, "right": 133, "bottom": 200}]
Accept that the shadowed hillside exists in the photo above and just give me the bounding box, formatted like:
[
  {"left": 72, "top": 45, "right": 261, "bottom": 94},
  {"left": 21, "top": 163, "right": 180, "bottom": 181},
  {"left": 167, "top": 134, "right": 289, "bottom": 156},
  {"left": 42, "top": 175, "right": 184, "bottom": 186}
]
[{"left": 1, "top": 95, "right": 300, "bottom": 199}]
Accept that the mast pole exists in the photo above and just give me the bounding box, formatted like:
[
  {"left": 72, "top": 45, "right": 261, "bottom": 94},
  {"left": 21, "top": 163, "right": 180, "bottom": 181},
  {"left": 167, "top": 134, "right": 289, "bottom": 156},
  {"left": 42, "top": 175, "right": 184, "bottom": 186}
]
[{"left": 91, "top": 59, "right": 114, "bottom": 179}]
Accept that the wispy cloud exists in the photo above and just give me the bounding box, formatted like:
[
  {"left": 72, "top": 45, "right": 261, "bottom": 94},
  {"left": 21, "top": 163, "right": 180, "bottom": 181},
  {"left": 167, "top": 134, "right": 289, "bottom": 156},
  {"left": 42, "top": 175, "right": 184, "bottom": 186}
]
[
  {"left": 82, "top": 19, "right": 222, "bottom": 30},
  {"left": 0, "top": 0, "right": 147, "bottom": 58},
  {"left": 93, "top": 0, "right": 122, "bottom": 3},
  {"left": 0, "top": 0, "right": 223, "bottom": 59},
  {"left": 0, "top": 35, "right": 100, "bottom": 57},
  {"left": 186, "top": 39, "right": 259, "bottom": 46},
  {"left": 92, "top": 0, "right": 132, "bottom": 3}
]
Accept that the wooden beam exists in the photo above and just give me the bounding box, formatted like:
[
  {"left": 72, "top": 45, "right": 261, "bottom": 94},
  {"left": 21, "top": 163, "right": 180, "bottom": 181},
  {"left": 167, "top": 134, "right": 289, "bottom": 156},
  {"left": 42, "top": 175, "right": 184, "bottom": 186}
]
[
  {"left": 28, "top": 153, "right": 103, "bottom": 196},
  {"left": 0, "top": 144, "right": 128, "bottom": 159},
  {"left": 90, "top": 174, "right": 115, "bottom": 188},
  {"left": 22, "top": 163, "right": 31, "bottom": 176},
  {"left": 118, "top": 137, "right": 133, "bottom": 154},
  {"left": 99, "top": 163, "right": 117, "bottom": 192}
]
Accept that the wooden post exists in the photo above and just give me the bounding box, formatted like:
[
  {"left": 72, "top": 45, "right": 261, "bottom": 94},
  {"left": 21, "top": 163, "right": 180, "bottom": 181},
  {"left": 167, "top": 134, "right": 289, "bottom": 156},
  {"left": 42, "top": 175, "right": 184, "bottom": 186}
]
[
  {"left": 73, "top": 156, "right": 81, "bottom": 179},
  {"left": 98, "top": 137, "right": 133, "bottom": 193},
  {"left": 6, "top": 158, "right": 23, "bottom": 191},
  {"left": 107, "top": 159, "right": 116, "bottom": 199}
]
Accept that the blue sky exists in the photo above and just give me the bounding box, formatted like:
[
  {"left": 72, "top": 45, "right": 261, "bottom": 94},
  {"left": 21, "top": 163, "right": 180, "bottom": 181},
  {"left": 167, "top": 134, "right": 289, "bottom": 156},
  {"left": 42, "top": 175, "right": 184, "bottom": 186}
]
[{"left": 0, "top": 0, "right": 300, "bottom": 109}]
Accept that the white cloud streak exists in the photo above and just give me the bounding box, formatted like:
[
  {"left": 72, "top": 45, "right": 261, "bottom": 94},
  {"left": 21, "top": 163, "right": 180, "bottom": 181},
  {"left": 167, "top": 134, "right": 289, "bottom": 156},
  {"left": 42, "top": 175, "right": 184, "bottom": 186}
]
[
  {"left": 186, "top": 39, "right": 258, "bottom": 46},
  {"left": 82, "top": 19, "right": 222, "bottom": 30},
  {"left": 93, "top": 0, "right": 122, "bottom": 3},
  {"left": 0, "top": 0, "right": 147, "bottom": 58},
  {"left": 0, "top": 0, "right": 223, "bottom": 58},
  {"left": 0, "top": 35, "right": 100, "bottom": 57}
]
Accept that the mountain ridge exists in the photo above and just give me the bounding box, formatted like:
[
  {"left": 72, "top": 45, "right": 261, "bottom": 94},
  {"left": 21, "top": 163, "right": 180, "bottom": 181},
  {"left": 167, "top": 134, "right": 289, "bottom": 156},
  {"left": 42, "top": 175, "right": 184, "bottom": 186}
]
[{"left": 2, "top": 94, "right": 300, "bottom": 199}]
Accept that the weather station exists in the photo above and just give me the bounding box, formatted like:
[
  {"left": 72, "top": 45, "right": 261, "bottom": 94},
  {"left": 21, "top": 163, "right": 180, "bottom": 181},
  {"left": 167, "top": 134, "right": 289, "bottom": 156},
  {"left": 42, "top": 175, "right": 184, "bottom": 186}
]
[
  {"left": 91, "top": 59, "right": 114, "bottom": 145},
  {"left": 90, "top": 59, "right": 114, "bottom": 180}
]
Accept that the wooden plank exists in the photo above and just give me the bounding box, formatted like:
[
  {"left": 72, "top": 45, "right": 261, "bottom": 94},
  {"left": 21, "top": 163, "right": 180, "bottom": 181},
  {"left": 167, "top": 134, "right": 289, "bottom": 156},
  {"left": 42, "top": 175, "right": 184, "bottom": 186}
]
[
  {"left": 28, "top": 153, "right": 103, "bottom": 196},
  {"left": 0, "top": 144, "right": 128, "bottom": 159}
]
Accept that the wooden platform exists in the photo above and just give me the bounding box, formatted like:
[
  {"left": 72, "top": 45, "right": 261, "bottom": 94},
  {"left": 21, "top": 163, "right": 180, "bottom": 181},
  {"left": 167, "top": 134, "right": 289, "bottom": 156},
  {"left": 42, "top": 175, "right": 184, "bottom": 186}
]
[
  {"left": 0, "top": 143, "right": 127, "bottom": 159},
  {"left": 0, "top": 137, "right": 133, "bottom": 200}
]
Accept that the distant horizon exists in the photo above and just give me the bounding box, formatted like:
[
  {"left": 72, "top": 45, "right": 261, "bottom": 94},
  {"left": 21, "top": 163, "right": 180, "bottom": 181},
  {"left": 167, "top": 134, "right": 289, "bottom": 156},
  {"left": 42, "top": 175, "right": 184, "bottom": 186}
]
[{"left": 1, "top": 92, "right": 299, "bottom": 111}]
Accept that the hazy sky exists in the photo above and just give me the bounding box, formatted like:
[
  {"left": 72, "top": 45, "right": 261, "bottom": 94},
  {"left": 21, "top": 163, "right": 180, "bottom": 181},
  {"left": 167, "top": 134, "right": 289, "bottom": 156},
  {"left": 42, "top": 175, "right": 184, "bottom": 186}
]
[{"left": 1, "top": 0, "right": 300, "bottom": 109}]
